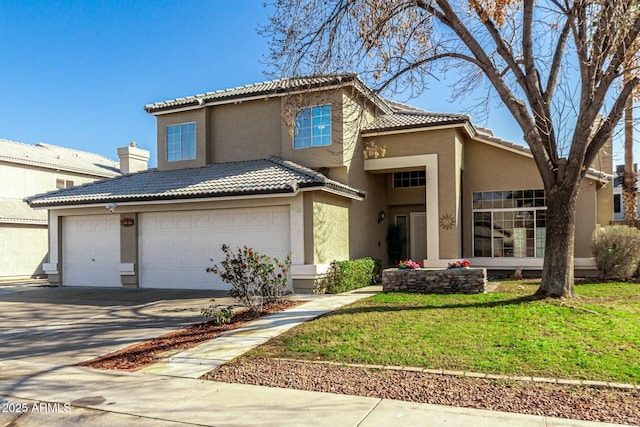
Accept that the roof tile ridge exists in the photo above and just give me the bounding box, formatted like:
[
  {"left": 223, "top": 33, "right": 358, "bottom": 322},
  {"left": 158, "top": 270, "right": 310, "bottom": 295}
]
[
  {"left": 35, "top": 142, "right": 118, "bottom": 162},
  {"left": 0, "top": 196, "right": 29, "bottom": 202},
  {"left": 26, "top": 168, "right": 152, "bottom": 203},
  {"left": 265, "top": 156, "right": 365, "bottom": 197},
  {"left": 148, "top": 74, "right": 362, "bottom": 108},
  {"left": 0, "top": 137, "right": 36, "bottom": 148},
  {"left": 393, "top": 109, "right": 469, "bottom": 119},
  {"left": 265, "top": 156, "right": 328, "bottom": 183}
]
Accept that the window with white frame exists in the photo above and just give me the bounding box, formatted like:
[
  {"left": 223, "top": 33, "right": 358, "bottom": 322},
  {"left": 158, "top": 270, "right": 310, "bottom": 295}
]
[
  {"left": 472, "top": 190, "right": 547, "bottom": 258},
  {"left": 293, "top": 105, "right": 331, "bottom": 148},
  {"left": 166, "top": 122, "right": 196, "bottom": 161}
]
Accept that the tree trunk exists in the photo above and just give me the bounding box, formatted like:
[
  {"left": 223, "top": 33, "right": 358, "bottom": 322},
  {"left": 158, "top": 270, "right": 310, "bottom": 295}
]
[
  {"left": 623, "top": 95, "right": 637, "bottom": 221},
  {"left": 536, "top": 188, "right": 577, "bottom": 298}
]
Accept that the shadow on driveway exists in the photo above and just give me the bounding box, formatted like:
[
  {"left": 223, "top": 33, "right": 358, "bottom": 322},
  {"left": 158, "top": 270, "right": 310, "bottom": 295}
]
[{"left": 0, "top": 285, "right": 232, "bottom": 365}]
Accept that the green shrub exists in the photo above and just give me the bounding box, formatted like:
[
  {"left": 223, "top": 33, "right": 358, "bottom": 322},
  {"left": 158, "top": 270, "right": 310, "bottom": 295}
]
[
  {"left": 207, "top": 244, "right": 291, "bottom": 313},
  {"left": 317, "top": 258, "right": 376, "bottom": 294},
  {"left": 201, "top": 300, "right": 234, "bottom": 325},
  {"left": 591, "top": 225, "right": 640, "bottom": 279}
]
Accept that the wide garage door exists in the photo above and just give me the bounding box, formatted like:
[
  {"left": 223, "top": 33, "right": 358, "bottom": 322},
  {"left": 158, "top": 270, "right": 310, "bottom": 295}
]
[
  {"left": 139, "top": 206, "right": 290, "bottom": 289},
  {"left": 63, "top": 215, "right": 121, "bottom": 287}
]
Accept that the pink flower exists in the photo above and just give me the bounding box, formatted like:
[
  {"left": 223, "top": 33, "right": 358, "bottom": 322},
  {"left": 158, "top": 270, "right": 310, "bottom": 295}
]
[{"left": 398, "top": 259, "right": 420, "bottom": 269}]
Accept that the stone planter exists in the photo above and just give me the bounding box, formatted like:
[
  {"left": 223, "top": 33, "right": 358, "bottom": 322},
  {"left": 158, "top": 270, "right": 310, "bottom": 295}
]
[{"left": 382, "top": 267, "right": 487, "bottom": 294}]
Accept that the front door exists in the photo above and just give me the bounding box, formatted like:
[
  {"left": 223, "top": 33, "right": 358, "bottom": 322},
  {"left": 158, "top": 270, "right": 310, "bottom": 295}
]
[{"left": 410, "top": 212, "right": 427, "bottom": 261}]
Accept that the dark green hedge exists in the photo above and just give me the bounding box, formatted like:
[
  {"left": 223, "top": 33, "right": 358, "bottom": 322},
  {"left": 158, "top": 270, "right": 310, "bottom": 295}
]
[{"left": 319, "top": 257, "right": 377, "bottom": 294}]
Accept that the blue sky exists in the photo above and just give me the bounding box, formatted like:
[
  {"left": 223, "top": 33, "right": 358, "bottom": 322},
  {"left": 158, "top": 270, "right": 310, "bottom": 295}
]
[{"left": 0, "top": 1, "right": 627, "bottom": 167}]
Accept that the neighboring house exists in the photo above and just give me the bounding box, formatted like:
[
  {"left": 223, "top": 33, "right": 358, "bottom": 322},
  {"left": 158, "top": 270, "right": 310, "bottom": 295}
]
[
  {"left": 27, "top": 74, "right": 613, "bottom": 291},
  {"left": 0, "top": 139, "right": 119, "bottom": 279},
  {"left": 612, "top": 164, "right": 640, "bottom": 221},
  {"left": 0, "top": 139, "right": 137, "bottom": 279}
]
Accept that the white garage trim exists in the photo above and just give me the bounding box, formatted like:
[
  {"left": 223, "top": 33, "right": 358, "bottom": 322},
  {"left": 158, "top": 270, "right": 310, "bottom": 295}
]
[{"left": 62, "top": 215, "right": 121, "bottom": 287}]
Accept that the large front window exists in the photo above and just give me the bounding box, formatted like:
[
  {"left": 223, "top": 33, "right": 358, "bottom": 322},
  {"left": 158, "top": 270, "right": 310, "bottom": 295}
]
[
  {"left": 473, "top": 190, "right": 546, "bottom": 258},
  {"left": 294, "top": 105, "right": 331, "bottom": 148},
  {"left": 166, "top": 122, "right": 196, "bottom": 161}
]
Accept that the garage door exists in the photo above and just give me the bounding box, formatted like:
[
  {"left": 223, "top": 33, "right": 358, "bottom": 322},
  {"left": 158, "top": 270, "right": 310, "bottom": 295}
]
[
  {"left": 63, "top": 215, "right": 121, "bottom": 287},
  {"left": 139, "top": 206, "right": 290, "bottom": 289}
]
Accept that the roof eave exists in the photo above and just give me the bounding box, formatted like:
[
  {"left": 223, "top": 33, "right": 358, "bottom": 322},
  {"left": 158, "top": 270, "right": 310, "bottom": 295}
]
[
  {"left": 145, "top": 74, "right": 393, "bottom": 116},
  {"left": 361, "top": 119, "right": 470, "bottom": 136},
  {"left": 299, "top": 182, "right": 366, "bottom": 200},
  {"left": 27, "top": 187, "right": 300, "bottom": 209},
  {"left": 28, "top": 181, "right": 365, "bottom": 209}
]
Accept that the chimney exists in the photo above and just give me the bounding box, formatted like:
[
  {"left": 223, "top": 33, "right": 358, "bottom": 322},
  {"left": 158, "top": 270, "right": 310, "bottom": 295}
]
[{"left": 117, "top": 142, "right": 150, "bottom": 174}]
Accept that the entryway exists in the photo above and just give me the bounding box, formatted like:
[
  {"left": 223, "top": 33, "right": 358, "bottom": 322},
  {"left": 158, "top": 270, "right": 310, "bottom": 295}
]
[{"left": 395, "top": 212, "right": 427, "bottom": 261}]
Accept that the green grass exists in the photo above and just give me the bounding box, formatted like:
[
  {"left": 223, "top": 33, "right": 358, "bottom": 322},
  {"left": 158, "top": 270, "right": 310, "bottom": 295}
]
[{"left": 254, "top": 281, "right": 640, "bottom": 383}]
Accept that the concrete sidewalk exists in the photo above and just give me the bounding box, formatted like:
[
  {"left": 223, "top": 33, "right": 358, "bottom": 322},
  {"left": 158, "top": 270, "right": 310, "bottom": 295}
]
[
  {"left": 0, "top": 360, "right": 624, "bottom": 427},
  {"left": 140, "top": 290, "right": 375, "bottom": 378},
  {"left": 0, "top": 286, "right": 630, "bottom": 426}
]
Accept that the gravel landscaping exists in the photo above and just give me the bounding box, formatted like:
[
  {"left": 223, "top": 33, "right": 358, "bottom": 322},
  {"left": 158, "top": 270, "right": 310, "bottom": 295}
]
[{"left": 204, "top": 358, "right": 640, "bottom": 426}]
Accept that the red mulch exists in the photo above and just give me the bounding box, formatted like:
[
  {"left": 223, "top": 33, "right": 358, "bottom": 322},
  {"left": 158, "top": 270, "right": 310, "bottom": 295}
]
[{"left": 77, "top": 300, "right": 302, "bottom": 371}]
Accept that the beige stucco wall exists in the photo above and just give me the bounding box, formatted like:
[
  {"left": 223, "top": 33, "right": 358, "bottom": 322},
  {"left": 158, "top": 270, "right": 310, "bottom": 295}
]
[
  {"left": 155, "top": 87, "right": 372, "bottom": 172},
  {"left": 365, "top": 127, "right": 462, "bottom": 259},
  {"left": 0, "top": 162, "right": 106, "bottom": 199},
  {"left": 387, "top": 177, "right": 426, "bottom": 206},
  {"left": 301, "top": 192, "right": 350, "bottom": 264},
  {"left": 156, "top": 109, "right": 208, "bottom": 170},
  {"left": 281, "top": 90, "right": 347, "bottom": 169},
  {"left": 0, "top": 224, "right": 47, "bottom": 277},
  {"left": 210, "top": 99, "right": 283, "bottom": 163},
  {"left": 593, "top": 138, "right": 613, "bottom": 227},
  {"left": 462, "top": 138, "right": 604, "bottom": 259},
  {"left": 575, "top": 181, "right": 597, "bottom": 257}
]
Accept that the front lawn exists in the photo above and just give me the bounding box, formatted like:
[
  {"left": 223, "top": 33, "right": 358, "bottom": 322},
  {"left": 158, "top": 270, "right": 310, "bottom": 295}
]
[{"left": 253, "top": 281, "right": 640, "bottom": 383}]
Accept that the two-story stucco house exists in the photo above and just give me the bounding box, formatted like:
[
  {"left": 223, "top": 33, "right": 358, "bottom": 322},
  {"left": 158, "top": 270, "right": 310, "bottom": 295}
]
[
  {"left": 28, "top": 74, "right": 613, "bottom": 291},
  {"left": 0, "top": 139, "right": 131, "bottom": 279}
]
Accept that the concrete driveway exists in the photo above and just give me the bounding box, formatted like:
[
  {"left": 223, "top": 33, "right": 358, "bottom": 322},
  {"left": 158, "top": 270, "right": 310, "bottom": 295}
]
[{"left": 0, "top": 281, "right": 233, "bottom": 365}]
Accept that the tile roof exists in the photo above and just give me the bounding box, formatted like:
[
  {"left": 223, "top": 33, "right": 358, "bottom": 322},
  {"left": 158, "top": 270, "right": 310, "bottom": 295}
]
[
  {"left": 361, "top": 104, "right": 611, "bottom": 183},
  {"left": 362, "top": 100, "right": 469, "bottom": 133},
  {"left": 27, "top": 157, "right": 365, "bottom": 207},
  {"left": 0, "top": 139, "right": 120, "bottom": 177},
  {"left": 144, "top": 73, "right": 392, "bottom": 114},
  {"left": 0, "top": 198, "right": 47, "bottom": 224}
]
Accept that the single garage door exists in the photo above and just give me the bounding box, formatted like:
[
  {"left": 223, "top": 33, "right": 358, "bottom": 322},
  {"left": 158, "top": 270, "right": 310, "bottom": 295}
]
[
  {"left": 139, "top": 206, "right": 290, "bottom": 289},
  {"left": 63, "top": 215, "right": 121, "bottom": 287}
]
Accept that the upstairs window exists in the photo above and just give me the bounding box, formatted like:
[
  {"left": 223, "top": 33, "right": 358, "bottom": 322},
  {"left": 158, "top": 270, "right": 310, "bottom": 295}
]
[
  {"left": 294, "top": 105, "right": 331, "bottom": 149},
  {"left": 166, "top": 122, "right": 196, "bottom": 161},
  {"left": 393, "top": 170, "right": 426, "bottom": 188},
  {"left": 56, "top": 179, "right": 74, "bottom": 189}
]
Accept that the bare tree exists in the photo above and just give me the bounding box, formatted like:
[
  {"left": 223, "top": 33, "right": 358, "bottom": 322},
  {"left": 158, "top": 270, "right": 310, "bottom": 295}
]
[{"left": 262, "top": 0, "right": 640, "bottom": 298}]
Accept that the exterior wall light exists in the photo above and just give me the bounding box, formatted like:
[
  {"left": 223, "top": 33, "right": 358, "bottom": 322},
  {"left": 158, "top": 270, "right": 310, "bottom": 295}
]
[{"left": 378, "top": 210, "right": 386, "bottom": 223}]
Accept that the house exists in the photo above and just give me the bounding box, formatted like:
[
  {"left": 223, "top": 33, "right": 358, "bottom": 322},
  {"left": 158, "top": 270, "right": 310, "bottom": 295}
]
[
  {"left": 612, "top": 164, "right": 640, "bottom": 221},
  {"left": 27, "top": 74, "right": 613, "bottom": 291},
  {"left": 0, "top": 139, "right": 148, "bottom": 279}
]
